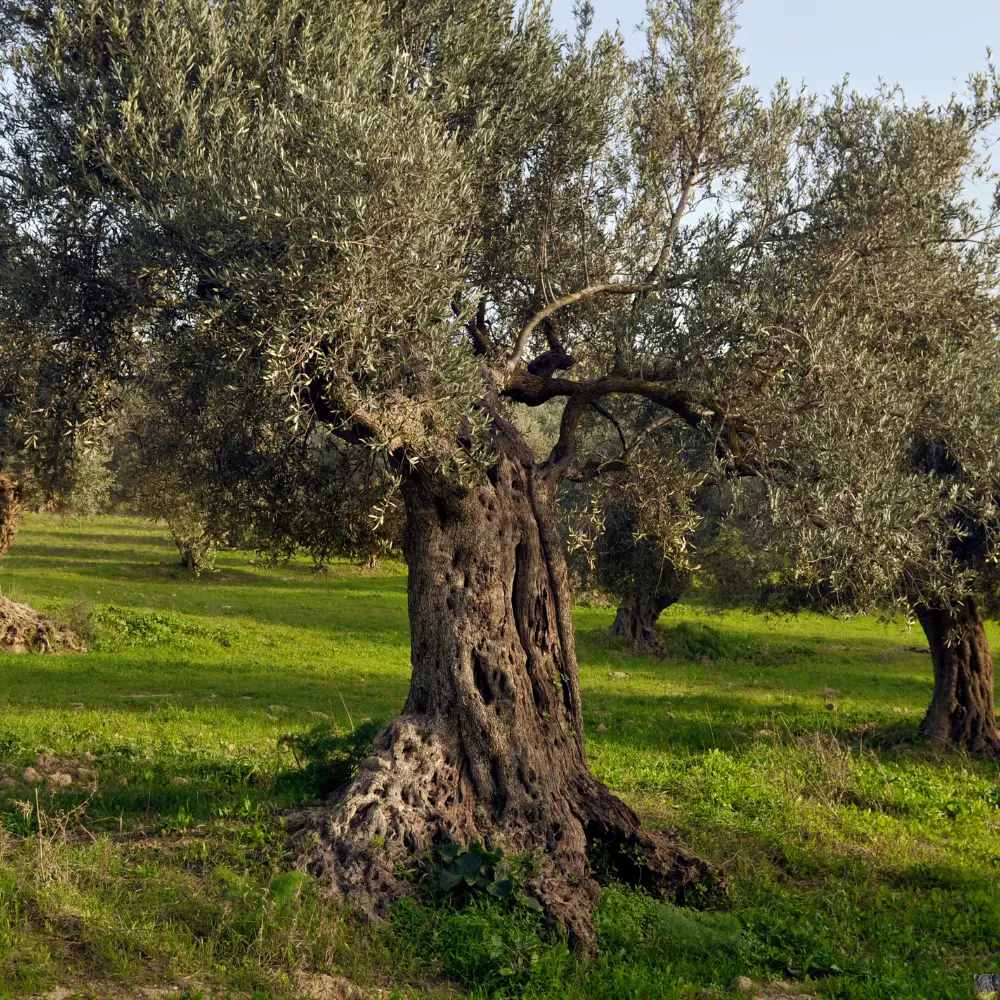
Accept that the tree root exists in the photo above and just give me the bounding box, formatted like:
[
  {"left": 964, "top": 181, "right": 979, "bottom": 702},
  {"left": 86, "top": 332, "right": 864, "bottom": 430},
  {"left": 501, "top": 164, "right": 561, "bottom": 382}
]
[
  {"left": 292, "top": 716, "right": 722, "bottom": 946},
  {"left": 0, "top": 591, "right": 84, "bottom": 653}
]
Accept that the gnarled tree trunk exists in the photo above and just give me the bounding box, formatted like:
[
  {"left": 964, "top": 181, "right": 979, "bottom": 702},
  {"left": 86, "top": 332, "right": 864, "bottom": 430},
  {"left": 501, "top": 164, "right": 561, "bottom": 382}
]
[
  {"left": 916, "top": 597, "right": 1000, "bottom": 755},
  {"left": 609, "top": 570, "right": 686, "bottom": 654},
  {"left": 0, "top": 475, "right": 25, "bottom": 558},
  {"left": 298, "top": 445, "right": 719, "bottom": 944},
  {"left": 166, "top": 515, "right": 216, "bottom": 576}
]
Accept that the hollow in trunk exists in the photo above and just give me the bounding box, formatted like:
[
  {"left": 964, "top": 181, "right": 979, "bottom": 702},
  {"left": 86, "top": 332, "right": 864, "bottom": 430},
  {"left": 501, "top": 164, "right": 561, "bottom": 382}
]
[
  {"left": 297, "top": 445, "right": 719, "bottom": 944},
  {"left": 916, "top": 597, "right": 1000, "bottom": 755}
]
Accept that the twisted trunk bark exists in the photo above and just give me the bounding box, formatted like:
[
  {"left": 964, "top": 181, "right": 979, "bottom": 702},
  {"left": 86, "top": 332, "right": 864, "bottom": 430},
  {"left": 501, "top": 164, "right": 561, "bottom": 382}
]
[
  {"left": 0, "top": 475, "right": 24, "bottom": 558},
  {"left": 609, "top": 570, "right": 686, "bottom": 654},
  {"left": 298, "top": 445, "right": 719, "bottom": 944},
  {"left": 916, "top": 597, "right": 1000, "bottom": 755}
]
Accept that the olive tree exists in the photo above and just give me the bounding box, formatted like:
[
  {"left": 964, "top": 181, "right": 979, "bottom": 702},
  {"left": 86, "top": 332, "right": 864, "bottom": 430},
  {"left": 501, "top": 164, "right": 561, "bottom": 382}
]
[
  {"left": 0, "top": 291, "right": 55, "bottom": 557},
  {"left": 565, "top": 416, "right": 707, "bottom": 653},
  {"left": 598, "top": 498, "right": 691, "bottom": 651},
  {"left": 0, "top": 323, "right": 107, "bottom": 647},
  {"left": 0, "top": 165, "right": 132, "bottom": 646},
  {"left": 5, "top": 0, "right": 994, "bottom": 936},
  {"left": 234, "top": 440, "right": 403, "bottom": 572},
  {"left": 722, "top": 85, "right": 1000, "bottom": 755},
  {"left": 107, "top": 353, "right": 404, "bottom": 572},
  {"left": 109, "top": 394, "right": 223, "bottom": 573}
]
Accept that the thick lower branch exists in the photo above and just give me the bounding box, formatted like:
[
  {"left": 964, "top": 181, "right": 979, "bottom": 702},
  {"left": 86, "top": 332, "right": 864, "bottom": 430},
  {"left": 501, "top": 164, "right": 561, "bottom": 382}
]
[{"left": 503, "top": 370, "right": 712, "bottom": 430}]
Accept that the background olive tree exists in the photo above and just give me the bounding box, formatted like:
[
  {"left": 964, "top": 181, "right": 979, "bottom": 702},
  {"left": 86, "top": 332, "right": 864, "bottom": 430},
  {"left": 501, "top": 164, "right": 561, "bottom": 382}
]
[
  {"left": 559, "top": 412, "right": 707, "bottom": 652},
  {"left": 0, "top": 98, "right": 137, "bottom": 646},
  {"left": 711, "top": 84, "right": 1000, "bottom": 754},
  {"left": 106, "top": 361, "right": 404, "bottom": 574}
]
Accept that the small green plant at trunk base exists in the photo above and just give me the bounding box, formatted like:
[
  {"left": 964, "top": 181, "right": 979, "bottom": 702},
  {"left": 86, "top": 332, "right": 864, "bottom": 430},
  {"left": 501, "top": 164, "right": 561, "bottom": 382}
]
[
  {"left": 415, "top": 842, "right": 543, "bottom": 913},
  {"left": 276, "top": 719, "right": 382, "bottom": 798}
]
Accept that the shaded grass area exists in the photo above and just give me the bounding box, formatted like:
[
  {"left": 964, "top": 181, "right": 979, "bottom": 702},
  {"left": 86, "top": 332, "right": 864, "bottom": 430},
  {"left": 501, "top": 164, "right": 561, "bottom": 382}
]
[{"left": 1, "top": 515, "right": 999, "bottom": 998}]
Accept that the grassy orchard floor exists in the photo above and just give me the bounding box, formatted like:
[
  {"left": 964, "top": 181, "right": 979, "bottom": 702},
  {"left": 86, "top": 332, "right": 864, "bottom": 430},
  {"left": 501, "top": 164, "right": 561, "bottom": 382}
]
[{"left": 1, "top": 517, "right": 1000, "bottom": 999}]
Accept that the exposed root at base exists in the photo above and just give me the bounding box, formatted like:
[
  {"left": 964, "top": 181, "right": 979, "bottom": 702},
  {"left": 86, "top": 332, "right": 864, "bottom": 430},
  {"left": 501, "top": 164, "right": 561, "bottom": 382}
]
[
  {"left": 919, "top": 724, "right": 1000, "bottom": 758},
  {"left": 291, "top": 716, "right": 723, "bottom": 946}
]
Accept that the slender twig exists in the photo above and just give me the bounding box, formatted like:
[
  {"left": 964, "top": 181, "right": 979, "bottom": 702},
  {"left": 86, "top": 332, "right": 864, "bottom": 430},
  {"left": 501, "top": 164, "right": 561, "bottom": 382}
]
[
  {"left": 645, "top": 168, "right": 700, "bottom": 287},
  {"left": 589, "top": 401, "right": 627, "bottom": 453},
  {"left": 35, "top": 788, "right": 43, "bottom": 880},
  {"left": 621, "top": 413, "right": 687, "bottom": 460}
]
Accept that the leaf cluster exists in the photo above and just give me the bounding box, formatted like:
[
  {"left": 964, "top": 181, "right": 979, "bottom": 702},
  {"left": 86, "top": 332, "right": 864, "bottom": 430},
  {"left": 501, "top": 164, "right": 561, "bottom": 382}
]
[
  {"left": 415, "top": 841, "right": 543, "bottom": 913},
  {"left": 4, "top": 0, "right": 1000, "bottom": 620}
]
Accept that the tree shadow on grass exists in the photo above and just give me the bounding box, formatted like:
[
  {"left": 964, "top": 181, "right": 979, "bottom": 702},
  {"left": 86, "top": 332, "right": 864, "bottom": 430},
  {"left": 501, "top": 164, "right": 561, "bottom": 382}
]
[
  {"left": 10, "top": 544, "right": 269, "bottom": 580},
  {"left": 577, "top": 619, "right": 931, "bottom": 667},
  {"left": 0, "top": 654, "right": 411, "bottom": 720},
  {"left": 5, "top": 551, "right": 411, "bottom": 636},
  {"left": 11, "top": 518, "right": 395, "bottom": 592},
  {"left": 0, "top": 713, "right": 387, "bottom": 835},
  {"left": 13, "top": 524, "right": 177, "bottom": 545},
  {"left": 578, "top": 687, "right": 989, "bottom": 774},
  {"left": 577, "top": 618, "right": 936, "bottom": 716}
]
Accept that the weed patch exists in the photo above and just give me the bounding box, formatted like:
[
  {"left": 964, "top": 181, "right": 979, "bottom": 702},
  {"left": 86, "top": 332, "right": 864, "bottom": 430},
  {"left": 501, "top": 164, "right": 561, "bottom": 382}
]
[
  {"left": 276, "top": 718, "right": 382, "bottom": 798},
  {"left": 92, "top": 604, "right": 242, "bottom": 649}
]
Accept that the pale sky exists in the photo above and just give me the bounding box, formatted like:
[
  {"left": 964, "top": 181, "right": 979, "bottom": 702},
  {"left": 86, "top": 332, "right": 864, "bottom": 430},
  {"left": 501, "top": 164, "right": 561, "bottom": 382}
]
[{"left": 551, "top": 0, "right": 1000, "bottom": 105}]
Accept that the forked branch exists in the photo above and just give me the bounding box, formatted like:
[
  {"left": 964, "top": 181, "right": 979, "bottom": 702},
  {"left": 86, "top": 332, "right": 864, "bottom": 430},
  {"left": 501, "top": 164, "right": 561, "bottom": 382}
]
[{"left": 506, "top": 283, "right": 654, "bottom": 371}]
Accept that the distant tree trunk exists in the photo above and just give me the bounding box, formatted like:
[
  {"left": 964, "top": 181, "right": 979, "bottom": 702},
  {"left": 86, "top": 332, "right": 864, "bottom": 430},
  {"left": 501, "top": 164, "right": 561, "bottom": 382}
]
[
  {"left": 609, "top": 570, "right": 687, "bottom": 653},
  {"left": 974, "top": 973, "right": 1000, "bottom": 995},
  {"left": 166, "top": 515, "right": 216, "bottom": 575},
  {"left": 915, "top": 597, "right": 1000, "bottom": 755},
  {"left": 298, "top": 437, "right": 719, "bottom": 945},
  {"left": 0, "top": 475, "right": 25, "bottom": 558}
]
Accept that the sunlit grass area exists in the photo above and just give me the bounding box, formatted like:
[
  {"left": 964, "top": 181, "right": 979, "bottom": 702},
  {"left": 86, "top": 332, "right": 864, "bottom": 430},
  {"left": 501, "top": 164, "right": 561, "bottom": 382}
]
[{"left": 1, "top": 515, "right": 999, "bottom": 999}]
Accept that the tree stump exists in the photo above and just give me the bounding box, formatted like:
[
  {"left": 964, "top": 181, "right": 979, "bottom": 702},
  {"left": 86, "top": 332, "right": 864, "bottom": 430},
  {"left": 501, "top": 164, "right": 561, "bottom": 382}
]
[{"left": 0, "top": 591, "right": 84, "bottom": 653}]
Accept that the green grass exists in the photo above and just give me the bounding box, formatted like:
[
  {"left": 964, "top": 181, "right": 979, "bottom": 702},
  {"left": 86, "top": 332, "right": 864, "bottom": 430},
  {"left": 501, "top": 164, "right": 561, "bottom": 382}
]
[{"left": 2, "top": 514, "right": 1000, "bottom": 999}]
